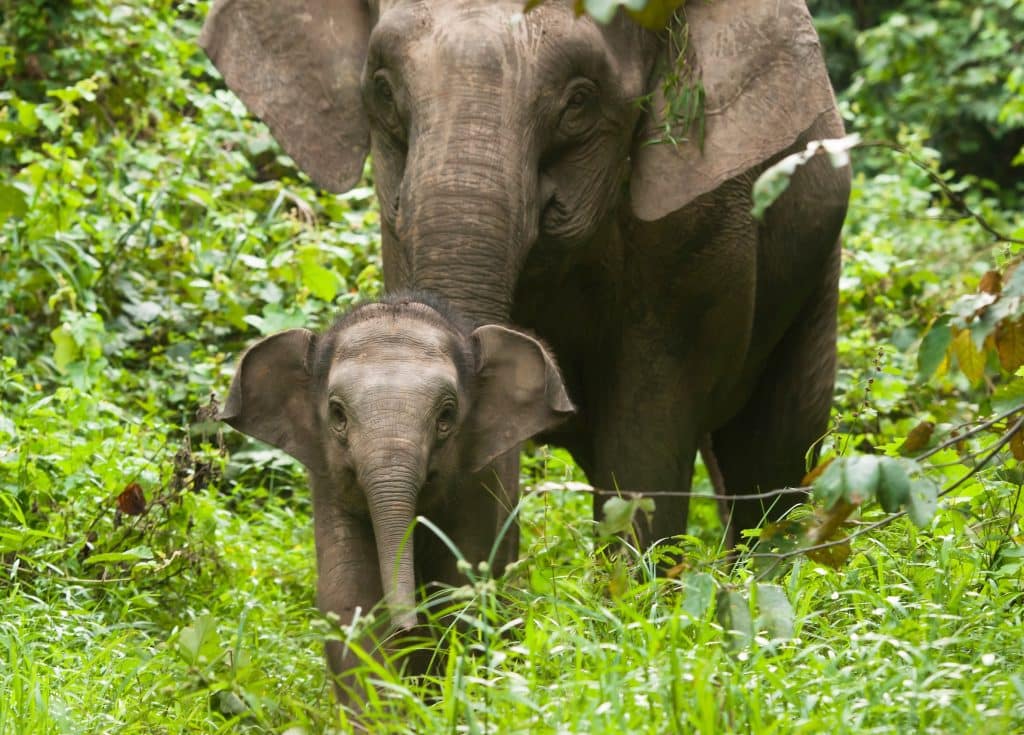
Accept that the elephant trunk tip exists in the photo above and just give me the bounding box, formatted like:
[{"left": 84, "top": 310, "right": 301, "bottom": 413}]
[{"left": 391, "top": 608, "right": 419, "bottom": 634}]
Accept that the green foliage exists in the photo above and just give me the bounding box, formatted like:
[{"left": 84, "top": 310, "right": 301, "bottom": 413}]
[
  {"left": 810, "top": 0, "right": 1024, "bottom": 190},
  {"left": 2, "top": 0, "right": 1024, "bottom": 733}
]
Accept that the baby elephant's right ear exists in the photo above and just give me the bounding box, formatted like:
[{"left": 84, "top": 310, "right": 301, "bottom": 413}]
[
  {"left": 220, "top": 328, "right": 321, "bottom": 470},
  {"left": 467, "top": 325, "right": 576, "bottom": 472}
]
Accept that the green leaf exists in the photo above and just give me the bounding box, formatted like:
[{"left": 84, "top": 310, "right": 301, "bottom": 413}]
[
  {"left": 992, "top": 379, "right": 1024, "bottom": 414},
  {"left": 812, "top": 460, "right": 846, "bottom": 508},
  {"left": 177, "top": 614, "right": 221, "bottom": 665},
  {"left": 598, "top": 496, "right": 654, "bottom": 537},
  {"left": 906, "top": 477, "right": 939, "bottom": 528},
  {"left": 582, "top": 0, "right": 619, "bottom": 23},
  {"left": 841, "top": 455, "right": 882, "bottom": 505},
  {"left": 50, "top": 324, "right": 79, "bottom": 373},
  {"left": 751, "top": 135, "right": 860, "bottom": 220},
  {"left": 918, "top": 317, "right": 952, "bottom": 380},
  {"left": 35, "top": 104, "right": 62, "bottom": 132},
  {"left": 754, "top": 584, "right": 795, "bottom": 640},
  {"left": 0, "top": 183, "right": 28, "bottom": 222},
  {"left": 716, "top": 588, "right": 753, "bottom": 648},
  {"left": 625, "top": 0, "right": 687, "bottom": 29},
  {"left": 679, "top": 572, "right": 715, "bottom": 621},
  {"left": 83, "top": 546, "right": 155, "bottom": 566},
  {"left": 598, "top": 497, "right": 633, "bottom": 536},
  {"left": 876, "top": 457, "right": 912, "bottom": 513},
  {"left": 300, "top": 261, "right": 341, "bottom": 302}
]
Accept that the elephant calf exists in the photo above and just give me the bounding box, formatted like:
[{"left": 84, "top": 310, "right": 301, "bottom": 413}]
[{"left": 220, "top": 294, "right": 572, "bottom": 701}]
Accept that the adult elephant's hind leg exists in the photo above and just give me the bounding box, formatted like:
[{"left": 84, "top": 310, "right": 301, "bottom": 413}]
[{"left": 711, "top": 241, "right": 841, "bottom": 539}]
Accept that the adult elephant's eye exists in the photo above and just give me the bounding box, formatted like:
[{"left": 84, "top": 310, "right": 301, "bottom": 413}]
[
  {"left": 369, "top": 69, "right": 406, "bottom": 143},
  {"left": 329, "top": 399, "right": 348, "bottom": 434},
  {"left": 373, "top": 71, "right": 394, "bottom": 104},
  {"left": 558, "top": 79, "right": 599, "bottom": 137}
]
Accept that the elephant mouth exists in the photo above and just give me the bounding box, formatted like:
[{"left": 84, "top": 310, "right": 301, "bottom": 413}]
[
  {"left": 540, "top": 193, "right": 593, "bottom": 244},
  {"left": 541, "top": 193, "right": 570, "bottom": 233}
]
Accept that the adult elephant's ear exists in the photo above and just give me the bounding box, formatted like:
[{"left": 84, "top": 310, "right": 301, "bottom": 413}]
[
  {"left": 630, "top": 0, "right": 839, "bottom": 222},
  {"left": 200, "top": 0, "right": 371, "bottom": 193},
  {"left": 467, "top": 326, "right": 575, "bottom": 472},
  {"left": 220, "top": 329, "right": 322, "bottom": 471}
]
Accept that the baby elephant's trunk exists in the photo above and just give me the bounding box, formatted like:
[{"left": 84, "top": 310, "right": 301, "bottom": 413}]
[{"left": 362, "top": 467, "right": 422, "bottom": 633}]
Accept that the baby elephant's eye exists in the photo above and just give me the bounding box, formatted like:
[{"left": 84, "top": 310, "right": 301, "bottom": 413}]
[{"left": 436, "top": 403, "right": 457, "bottom": 439}]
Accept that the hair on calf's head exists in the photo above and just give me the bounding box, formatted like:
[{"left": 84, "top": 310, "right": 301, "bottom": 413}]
[{"left": 314, "top": 292, "right": 477, "bottom": 389}]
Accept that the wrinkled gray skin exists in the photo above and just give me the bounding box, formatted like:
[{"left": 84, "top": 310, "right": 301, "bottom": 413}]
[
  {"left": 203, "top": 0, "right": 850, "bottom": 544},
  {"left": 221, "top": 297, "right": 572, "bottom": 701}
]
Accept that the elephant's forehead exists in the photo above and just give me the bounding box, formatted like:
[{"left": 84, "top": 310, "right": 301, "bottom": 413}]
[
  {"left": 380, "top": 0, "right": 599, "bottom": 65},
  {"left": 330, "top": 318, "right": 459, "bottom": 384}
]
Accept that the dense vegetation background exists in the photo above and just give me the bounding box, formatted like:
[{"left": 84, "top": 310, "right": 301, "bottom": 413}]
[{"left": 2, "top": 0, "right": 1023, "bottom": 732}]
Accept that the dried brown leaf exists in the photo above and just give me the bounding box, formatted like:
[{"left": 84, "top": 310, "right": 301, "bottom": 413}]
[
  {"left": 898, "top": 421, "right": 935, "bottom": 456},
  {"left": 117, "top": 482, "right": 147, "bottom": 516},
  {"left": 979, "top": 270, "right": 1003, "bottom": 295}
]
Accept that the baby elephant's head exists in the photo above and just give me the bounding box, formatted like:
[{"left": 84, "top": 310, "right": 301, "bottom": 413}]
[{"left": 220, "top": 294, "right": 572, "bottom": 629}]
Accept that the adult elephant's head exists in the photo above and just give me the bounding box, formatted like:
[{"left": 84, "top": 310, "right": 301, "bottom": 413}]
[{"left": 201, "top": 0, "right": 837, "bottom": 324}]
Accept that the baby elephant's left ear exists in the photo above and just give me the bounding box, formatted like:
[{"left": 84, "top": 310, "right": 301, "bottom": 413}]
[{"left": 467, "top": 325, "right": 575, "bottom": 472}]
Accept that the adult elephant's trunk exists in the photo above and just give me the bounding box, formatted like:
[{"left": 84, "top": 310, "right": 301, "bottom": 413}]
[
  {"left": 361, "top": 460, "right": 423, "bottom": 633},
  {"left": 394, "top": 118, "right": 539, "bottom": 326}
]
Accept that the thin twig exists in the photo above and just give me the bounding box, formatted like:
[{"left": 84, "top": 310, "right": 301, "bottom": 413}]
[
  {"left": 748, "top": 412, "right": 1024, "bottom": 571},
  {"left": 857, "top": 139, "right": 1024, "bottom": 246},
  {"left": 527, "top": 484, "right": 808, "bottom": 502},
  {"left": 914, "top": 404, "right": 1024, "bottom": 462}
]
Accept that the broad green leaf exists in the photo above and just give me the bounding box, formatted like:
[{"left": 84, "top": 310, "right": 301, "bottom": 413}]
[
  {"left": 0, "top": 183, "right": 28, "bottom": 221},
  {"left": 300, "top": 261, "right": 341, "bottom": 301},
  {"left": 906, "top": 477, "right": 939, "bottom": 528},
  {"left": 598, "top": 497, "right": 634, "bottom": 536},
  {"left": 679, "top": 572, "right": 715, "bottom": 621},
  {"left": 992, "top": 379, "right": 1024, "bottom": 414},
  {"left": 841, "top": 455, "right": 881, "bottom": 505},
  {"left": 35, "top": 104, "right": 62, "bottom": 132},
  {"left": 754, "top": 584, "right": 795, "bottom": 640},
  {"left": 177, "top": 614, "right": 221, "bottom": 665},
  {"left": 50, "top": 324, "right": 78, "bottom": 373},
  {"left": 812, "top": 460, "right": 846, "bottom": 508},
  {"left": 213, "top": 690, "right": 248, "bottom": 717},
  {"left": 918, "top": 317, "right": 952, "bottom": 380},
  {"left": 626, "top": 0, "right": 686, "bottom": 29},
  {"left": 597, "top": 496, "right": 655, "bottom": 537},
  {"left": 582, "top": 0, "right": 619, "bottom": 23},
  {"left": 876, "top": 457, "right": 912, "bottom": 513},
  {"left": 716, "top": 588, "right": 753, "bottom": 648},
  {"left": 83, "top": 545, "right": 154, "bottom": 566}
]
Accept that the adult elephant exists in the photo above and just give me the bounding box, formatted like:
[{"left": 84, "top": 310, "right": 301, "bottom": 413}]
[{"left": 201, "top": 0, "right": 850, "bottom": 545}]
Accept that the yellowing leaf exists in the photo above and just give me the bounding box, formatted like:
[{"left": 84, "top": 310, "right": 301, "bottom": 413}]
[
  {"left": 1011, "top": 429, "right": 1024, "bottom": 461},
  {"left": 608, "top": 557, "right": 630, "bottom": 599},
  {"left": 801, "top": 457, "right": 834, "bottom": 486},
  {"left": 952, "top": 328, "right": 986, "bottom": 383},
  {"left": 996, "top": 318, "right": 1024, "bottom": 373},
  {"left": 806, "top": 537, "right": 852, "bottom": 569}
]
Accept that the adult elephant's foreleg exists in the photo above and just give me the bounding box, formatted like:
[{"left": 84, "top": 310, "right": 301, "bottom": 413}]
[{"left": 586, "top": 342, "right": 700, "bottom": 550}]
